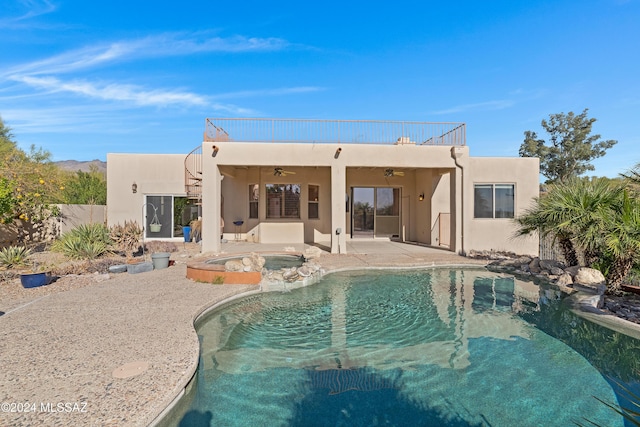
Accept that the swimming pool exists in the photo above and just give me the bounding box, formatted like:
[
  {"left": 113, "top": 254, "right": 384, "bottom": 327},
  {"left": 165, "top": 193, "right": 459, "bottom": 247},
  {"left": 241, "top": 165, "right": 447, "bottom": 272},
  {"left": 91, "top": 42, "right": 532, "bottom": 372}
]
[{"left": 175, "top": 268, "right": 640, "bottom": 426}]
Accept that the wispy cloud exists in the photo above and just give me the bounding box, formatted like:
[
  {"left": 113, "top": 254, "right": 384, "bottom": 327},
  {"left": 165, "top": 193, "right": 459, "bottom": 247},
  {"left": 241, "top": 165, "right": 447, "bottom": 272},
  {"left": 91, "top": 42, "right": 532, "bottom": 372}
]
[
  {"left": 1, "top": 31, "right": 313, "bottom": 112},
  {"left": 3, "top": 32, "right": 290, "bottom": 77},
  {"left": 12, "top": 75, "right": 209, "bottom": 107},
  {"left": 0, "top": 0, "right": 57, "bottom": 28},
  {"left": 430, "top": 99, "right": 515, "bottom": 115},
  {"left": 1, "top": 31, "right": 297, "bottom": 110}
]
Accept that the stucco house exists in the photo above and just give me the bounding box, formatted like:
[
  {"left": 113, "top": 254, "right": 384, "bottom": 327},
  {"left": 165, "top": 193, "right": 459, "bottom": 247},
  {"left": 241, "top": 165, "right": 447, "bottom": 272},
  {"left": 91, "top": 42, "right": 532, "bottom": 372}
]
[{"left": 107, "top": 118, "right": 539, "bottom": 255}]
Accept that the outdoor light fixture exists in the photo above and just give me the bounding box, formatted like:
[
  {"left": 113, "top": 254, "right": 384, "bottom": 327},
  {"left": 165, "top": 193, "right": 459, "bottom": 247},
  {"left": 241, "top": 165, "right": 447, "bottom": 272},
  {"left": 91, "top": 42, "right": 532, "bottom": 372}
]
[
  {"left": 334, "top": 147, "right": 342, "bottom": 159},
  {"left": 132, "top": 182, "right": 137, "bottom": 194},
  {"left": 212, "top": 145, "right": 219, "bottom": 157},
  {"left": 419, "top": 192, "right": 425, "bottom": 201}
]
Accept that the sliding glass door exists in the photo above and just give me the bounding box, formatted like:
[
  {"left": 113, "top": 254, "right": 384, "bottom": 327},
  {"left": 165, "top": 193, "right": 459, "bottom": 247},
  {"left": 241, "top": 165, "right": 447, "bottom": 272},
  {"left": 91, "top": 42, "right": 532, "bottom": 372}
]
[{"left": 351, "top": 187, "right": 400, "bottom": 238}]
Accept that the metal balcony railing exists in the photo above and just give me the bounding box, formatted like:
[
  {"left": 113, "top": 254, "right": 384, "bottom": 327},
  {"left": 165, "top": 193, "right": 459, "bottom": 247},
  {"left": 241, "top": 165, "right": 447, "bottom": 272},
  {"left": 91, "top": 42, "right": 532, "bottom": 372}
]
[{"left": 204, "top": 118, "right": 465, "bottom": 146}]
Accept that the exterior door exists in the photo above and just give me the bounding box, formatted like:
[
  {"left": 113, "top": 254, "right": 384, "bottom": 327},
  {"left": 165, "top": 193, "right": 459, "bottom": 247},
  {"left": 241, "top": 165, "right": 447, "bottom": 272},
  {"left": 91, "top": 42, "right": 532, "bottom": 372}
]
[
  {"left": 351, "top": 187, "right": 401, "bottom": 238},
  {"left": 351, "top": 188, "right": 374, "bottom": 238}
]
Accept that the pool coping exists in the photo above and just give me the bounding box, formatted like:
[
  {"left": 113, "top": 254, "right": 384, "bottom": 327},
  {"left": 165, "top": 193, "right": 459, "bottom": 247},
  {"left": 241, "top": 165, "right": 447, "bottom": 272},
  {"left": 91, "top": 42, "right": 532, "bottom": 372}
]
[{"left": 2, "top": 245, "right": 639, "bottom": 427}]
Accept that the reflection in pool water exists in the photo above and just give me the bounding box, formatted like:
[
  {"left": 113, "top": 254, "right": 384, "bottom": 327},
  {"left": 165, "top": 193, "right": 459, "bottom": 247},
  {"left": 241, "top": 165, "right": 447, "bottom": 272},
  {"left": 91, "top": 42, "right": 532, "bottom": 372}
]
[{"left": 178, "top": 269, "right": 639, "bottom": 426}]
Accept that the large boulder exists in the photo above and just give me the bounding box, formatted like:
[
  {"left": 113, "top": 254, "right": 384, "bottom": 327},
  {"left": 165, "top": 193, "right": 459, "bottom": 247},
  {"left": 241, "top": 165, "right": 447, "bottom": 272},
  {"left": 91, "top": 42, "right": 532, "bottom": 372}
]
[
  {"left": 225, "top": 259, "right": 244, "bottom": 272},
  {"left": 282, "top": 268, "right": 299, "bottom": 282},
  {"left": 573, "top": 267, "right": 606, "bottom": 294},
  {"left": 574, "top": 267, "right": 606, "bottom": 285},
  {"left": 528, "top": 258, "right": 541, "bottom": 274},
  {"left": 564, "top": 265, "right": 581, "bottom": 277},
  {"left": 539, "top": 259, "right": 566, "bottom": 271},
  {"left": 556, "top": 273, "right": 573, "bottom": 287},
  {"left": 550, "top": 266, "right": 565, "bottom": 276}
]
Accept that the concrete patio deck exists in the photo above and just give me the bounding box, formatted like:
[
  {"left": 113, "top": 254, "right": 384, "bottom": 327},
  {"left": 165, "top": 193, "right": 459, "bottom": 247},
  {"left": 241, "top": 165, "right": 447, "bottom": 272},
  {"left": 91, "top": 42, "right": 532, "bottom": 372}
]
[{"left": 0, "top": 241, "right": 487, "bottom": 427}]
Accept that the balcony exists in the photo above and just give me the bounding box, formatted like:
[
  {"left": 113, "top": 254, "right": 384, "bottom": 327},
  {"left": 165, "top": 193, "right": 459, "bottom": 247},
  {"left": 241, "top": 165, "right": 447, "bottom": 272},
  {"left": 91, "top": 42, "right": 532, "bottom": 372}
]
[
  {"left": 188, "top": 118, "right": 466, "bottom": 200},
  {"left": 204, "top": 118, "right": 465, "bottom": 146}
]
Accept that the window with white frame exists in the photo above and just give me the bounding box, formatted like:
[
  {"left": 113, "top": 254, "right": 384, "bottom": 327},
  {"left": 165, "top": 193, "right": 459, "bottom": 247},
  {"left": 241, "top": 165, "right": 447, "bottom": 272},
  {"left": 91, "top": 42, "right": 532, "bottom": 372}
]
[
  {"left": 266, "top": 184, "right": 300, "bottom": 219},
  {"left": 474, "top": 184, "right": 515, "bottom": 218}
]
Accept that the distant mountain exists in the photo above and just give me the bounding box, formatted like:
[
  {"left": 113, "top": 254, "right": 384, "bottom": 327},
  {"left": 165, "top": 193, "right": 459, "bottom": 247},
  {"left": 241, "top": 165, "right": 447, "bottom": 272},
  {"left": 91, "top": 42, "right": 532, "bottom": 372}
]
[{"left": 54, "top": 159, "right": 107, "bottom": 175}]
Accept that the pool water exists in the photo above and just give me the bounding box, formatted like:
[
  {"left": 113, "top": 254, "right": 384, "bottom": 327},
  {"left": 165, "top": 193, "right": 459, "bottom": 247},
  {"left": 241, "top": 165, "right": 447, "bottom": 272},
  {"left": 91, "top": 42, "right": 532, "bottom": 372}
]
[
  {"left": 179, "top": 269, "right": 640, "bottom": 426},
  {"left": 205, "top": 254, "right": 305, "bottom": 270}
]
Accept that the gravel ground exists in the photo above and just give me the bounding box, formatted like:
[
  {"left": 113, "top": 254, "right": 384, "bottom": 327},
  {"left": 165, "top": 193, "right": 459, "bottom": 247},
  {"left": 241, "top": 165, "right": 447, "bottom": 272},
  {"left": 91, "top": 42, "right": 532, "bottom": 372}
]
[{"left": 0, "top": 243, "right": 204, "bottom": 316}]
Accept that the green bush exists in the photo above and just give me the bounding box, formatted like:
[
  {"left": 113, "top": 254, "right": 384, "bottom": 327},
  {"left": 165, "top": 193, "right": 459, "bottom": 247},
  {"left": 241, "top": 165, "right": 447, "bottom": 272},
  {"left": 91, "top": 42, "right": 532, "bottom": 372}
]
[
  {"left": 0, "top": 245, "right": 32, "bottom": 268},
  {"left": 52, "top": 223, "right": 112, "bottom": 260}
]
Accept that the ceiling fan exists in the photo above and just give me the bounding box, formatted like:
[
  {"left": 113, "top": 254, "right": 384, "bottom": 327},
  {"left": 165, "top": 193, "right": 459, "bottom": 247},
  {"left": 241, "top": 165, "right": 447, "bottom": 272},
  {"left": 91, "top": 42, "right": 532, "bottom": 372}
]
[
  {"left": 384, "top": 168, "right": 404, "bottom": 177},
  {"left": 274, "top": 167, "right": 296, "bottom": 177}
]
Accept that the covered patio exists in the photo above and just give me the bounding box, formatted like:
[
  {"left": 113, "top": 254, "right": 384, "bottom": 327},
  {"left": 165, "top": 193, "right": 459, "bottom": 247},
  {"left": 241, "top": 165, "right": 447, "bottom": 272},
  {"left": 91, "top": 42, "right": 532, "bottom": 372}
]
[{"left": 190, "top": 118, "right": 467, "bottom": 255}]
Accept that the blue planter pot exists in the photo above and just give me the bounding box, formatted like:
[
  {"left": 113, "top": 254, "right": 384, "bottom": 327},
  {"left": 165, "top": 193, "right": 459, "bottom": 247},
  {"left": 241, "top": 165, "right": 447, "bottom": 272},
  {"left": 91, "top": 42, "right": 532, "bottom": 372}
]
[{"left": 20, "top": 272, "right": 50, "bottom": 288}]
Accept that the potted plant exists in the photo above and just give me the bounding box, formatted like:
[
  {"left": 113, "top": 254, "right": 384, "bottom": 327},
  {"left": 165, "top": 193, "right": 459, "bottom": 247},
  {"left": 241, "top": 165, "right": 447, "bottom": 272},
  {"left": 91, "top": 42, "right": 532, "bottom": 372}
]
[{"left": 148, "top": 205, "right": 162, "bottom": 233}]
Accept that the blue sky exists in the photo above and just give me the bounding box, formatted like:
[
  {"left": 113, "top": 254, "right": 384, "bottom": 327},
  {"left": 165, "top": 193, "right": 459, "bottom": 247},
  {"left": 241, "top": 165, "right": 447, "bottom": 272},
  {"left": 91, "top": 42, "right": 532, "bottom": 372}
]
[{"left": 1, "top": 0, "right": 639, "bottom": 178}]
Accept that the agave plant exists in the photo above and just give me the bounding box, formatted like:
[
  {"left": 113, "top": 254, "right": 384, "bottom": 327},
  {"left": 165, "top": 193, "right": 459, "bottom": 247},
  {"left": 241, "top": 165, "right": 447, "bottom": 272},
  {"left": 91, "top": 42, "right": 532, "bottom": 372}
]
[
  {"left": 52, "top": 223, "right": 112, "bottom": 260},
  {"left": 54, "top": 238, "right": 108, "bottom": 260},
  {"left": 0, "top": 245, "right": 32, "bottom": 268}
]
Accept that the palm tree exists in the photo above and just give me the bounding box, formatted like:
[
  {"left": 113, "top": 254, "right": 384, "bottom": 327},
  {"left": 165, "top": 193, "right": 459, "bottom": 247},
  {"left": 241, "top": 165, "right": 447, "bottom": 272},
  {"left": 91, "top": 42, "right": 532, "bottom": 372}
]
[
  {"left": 516, "top": 178, "right": 640, "bottom": 294},
  {"left": 560, "top": 179, "right": 625, "bottom": 267},
  {"left": 514, "top": 178, "right": 625, "bottom": 268},
  {"left": 602, "top": 189, "right": 640, "bottom": 294}
]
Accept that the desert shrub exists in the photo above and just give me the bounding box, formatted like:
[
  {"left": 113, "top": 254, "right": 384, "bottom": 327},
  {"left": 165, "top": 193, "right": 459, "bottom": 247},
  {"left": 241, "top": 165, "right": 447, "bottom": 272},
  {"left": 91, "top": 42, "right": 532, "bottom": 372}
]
[
  {"left": 0, "top": 245, "right": 32, "bottom": 268},
  {"left": 52, "top": 223, "right": 112, "bottom": 260},
  {"left": 110, "top": 221, "right": 142, "bottom": 258}
]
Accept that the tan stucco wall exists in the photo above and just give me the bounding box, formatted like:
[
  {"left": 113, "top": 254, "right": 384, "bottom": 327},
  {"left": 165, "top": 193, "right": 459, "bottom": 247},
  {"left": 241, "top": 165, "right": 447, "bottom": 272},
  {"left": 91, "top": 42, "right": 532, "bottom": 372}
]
[
  {"left": 106, "top": 144, "right": 539, "bottom": 257},
  {"left": 465, "top": 157, "right": 540, "bottom": 256},
  {"left": 201, "top": 142, "right": 466, "bottom": 253},
  {"left": 106, "top": 153, "right": 186, "bottom": 228},
  {"left": 55, "top": 204, "right": 107, "bottom": 235}
]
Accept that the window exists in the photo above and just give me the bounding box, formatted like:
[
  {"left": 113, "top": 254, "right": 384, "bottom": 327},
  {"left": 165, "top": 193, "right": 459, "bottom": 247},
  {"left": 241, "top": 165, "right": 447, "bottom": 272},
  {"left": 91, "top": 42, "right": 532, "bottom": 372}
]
[
  {"left": 474, "top": 184, "right": 514, "bottom": 218},
  {"left": 249, "top": 184, "right": 259, "bottom": 219},
  {"left": 375, "top": 188, "right": 400, "bottom": 216},
  {"left": 308, "top": 185, "right": 319, "bottom": 219},
  {"left": 144, "top": 196, "right": 199, "bottom": 239},
  {"left": 266, "top": 184, "right": 300, "bottom": 219}
]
